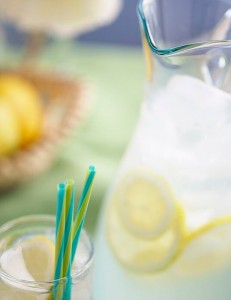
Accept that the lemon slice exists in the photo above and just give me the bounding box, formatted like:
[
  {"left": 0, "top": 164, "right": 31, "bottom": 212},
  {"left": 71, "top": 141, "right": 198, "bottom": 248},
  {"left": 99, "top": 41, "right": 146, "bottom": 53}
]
[
  {"left": 117, "top": 169, "right": 178, "bottom": 239},
  {"left": 0, "top": 235, "right": 55, "bottom": 299},
  {"left": 21, "top": 235, "right": 55, "bottom": 282},
  {"left": 170, "top": 216, "right": 231, "bottom": 276},
  {"left": 106, "top": 170, "right": 186, "bottom": 272},
  {"left": 1, "top": 235, "right": 55, "bottom": 282}
]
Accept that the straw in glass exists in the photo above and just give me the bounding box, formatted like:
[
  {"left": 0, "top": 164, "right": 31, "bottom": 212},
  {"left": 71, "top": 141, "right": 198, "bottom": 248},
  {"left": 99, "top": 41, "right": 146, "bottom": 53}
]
[
  {"left": 71, "top": 166, "right": 96, "bottom": 264},
  {"left": 54, "top": 165, "right": 96, "bottom": 300},
  {"left": 54, "top": 182, "right": 66, "bottom": 300},
  {"left": 62, "top": 180, "right": 74, "bottom": 300}
]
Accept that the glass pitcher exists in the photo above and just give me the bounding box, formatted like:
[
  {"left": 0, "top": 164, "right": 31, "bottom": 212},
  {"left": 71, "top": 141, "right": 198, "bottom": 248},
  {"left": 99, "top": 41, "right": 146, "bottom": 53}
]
[{"left": 94, "top": 0, "right": 231, "bottom": 299}]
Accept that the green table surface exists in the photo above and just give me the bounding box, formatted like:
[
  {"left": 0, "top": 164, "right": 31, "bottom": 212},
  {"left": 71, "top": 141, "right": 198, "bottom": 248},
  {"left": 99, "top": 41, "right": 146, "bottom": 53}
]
[{"left": 0, "top": 42, "right": 145, "bottom": 235}]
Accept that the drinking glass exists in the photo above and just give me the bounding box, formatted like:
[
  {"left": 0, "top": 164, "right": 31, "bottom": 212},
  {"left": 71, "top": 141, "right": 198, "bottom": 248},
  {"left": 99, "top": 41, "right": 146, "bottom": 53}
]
[{"left": 0, "top": 215, "right": 93, "bottom": 300}]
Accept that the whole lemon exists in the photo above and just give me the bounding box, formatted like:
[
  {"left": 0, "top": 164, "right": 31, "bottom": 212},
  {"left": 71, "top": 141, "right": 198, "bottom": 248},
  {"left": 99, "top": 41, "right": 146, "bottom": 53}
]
[
  {"left": 0, "top": 101, "right": 21, "bottom": 156},
  {"left": 0, "top": 74, "right": 43, "bottom": 150}
]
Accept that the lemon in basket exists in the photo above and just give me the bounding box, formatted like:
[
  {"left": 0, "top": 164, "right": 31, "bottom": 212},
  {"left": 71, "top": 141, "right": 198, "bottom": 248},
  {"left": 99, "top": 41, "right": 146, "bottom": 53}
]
[
  {"left": 0, "top": 74, "right": 43, "bottom": 156},
  {"left": 0, "top": 101, "right": 21, "bottom": 156}
]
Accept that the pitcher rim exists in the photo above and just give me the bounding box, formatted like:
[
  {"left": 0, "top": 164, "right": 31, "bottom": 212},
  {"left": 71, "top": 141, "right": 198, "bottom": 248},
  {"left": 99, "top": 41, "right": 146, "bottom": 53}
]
[{"left": 137, "top": 0, "right": 231, "bottom": 56}]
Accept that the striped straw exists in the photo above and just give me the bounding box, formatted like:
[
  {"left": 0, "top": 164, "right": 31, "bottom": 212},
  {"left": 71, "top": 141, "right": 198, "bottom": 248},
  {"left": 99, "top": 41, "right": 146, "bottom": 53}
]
[
  {"left": 54, "top": 166, "right": 96, "bottom": 300},
  {"left": 71, "top": 166, "right": 96, "bottom": 264},
  {"left": 54, "top": 183, "right": 66, "bottom": 300},
  {"left": 62, "top": 180, "right": 74, "bottom": 300}
]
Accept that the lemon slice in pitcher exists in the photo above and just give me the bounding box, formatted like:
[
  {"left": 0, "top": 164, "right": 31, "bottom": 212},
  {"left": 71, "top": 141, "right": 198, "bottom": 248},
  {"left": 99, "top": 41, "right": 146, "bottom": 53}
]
[
  {"left": 117, "top": 169, "right": 178, "bottom": 239},
  {"left": 106, "top": 169, "right": 187, "bottom": 272},
  {"left": 170, "top": 215, "right": 231, "bottom": 276}
]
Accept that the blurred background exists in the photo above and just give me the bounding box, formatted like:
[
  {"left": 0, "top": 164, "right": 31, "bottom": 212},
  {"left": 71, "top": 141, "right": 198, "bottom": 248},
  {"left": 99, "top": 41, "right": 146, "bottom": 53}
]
[
  {"left": 0, "top": 0, "right": 144, "bottom": 234},
  {"left": 79, "top": 1, "right": 141, "bottom": 46},
  {"left": 1, "top": 1, "right": 141, "bottom": 47}
]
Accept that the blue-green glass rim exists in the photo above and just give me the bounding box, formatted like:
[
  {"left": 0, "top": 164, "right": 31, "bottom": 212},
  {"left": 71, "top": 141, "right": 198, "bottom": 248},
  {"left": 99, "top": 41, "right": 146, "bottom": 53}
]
[{"left": 137, "top": 0, "right": 231, "bottom": 56}]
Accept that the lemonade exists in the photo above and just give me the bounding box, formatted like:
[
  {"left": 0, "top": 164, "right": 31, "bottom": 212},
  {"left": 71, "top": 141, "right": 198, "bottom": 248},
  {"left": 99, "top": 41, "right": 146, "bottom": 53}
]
[
  {"left": 94, "top": 76, "right": 231, "bottom": 298},
  {"left": 0, "top": 215, "right": 93, "bottom": 300},
  {"left": 94, "top": 83, "right": 231, "bottom": 298}
]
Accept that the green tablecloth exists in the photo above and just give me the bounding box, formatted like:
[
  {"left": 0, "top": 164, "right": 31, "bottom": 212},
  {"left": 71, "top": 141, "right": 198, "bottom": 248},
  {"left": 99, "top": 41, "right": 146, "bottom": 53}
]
[{"left": 0, "top": 42, "right": 144, "bottom": 234}]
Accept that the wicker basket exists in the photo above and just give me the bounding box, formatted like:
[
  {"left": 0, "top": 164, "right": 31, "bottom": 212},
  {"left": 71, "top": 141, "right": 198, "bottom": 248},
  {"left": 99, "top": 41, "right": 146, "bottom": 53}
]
[{"left": 0, "top": 68, "right": 90, "bottom": 190}]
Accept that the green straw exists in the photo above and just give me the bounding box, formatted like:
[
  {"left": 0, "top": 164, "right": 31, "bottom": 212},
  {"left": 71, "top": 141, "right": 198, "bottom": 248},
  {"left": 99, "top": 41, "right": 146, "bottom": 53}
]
[
  {"left": 71, "top": 166, "right": 96, "bottom": 264},
  {"left": 54, "top": 182, "right": 66, "bottom": 300},
  {"left": 62, "top": 180, "right": 74, "bottom": 300}
]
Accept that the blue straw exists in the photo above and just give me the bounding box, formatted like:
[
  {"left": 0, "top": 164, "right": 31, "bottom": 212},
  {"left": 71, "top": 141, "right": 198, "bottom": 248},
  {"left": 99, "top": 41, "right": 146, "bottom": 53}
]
[
  {"left": 54, "top": 182, "right": 66, "bottom": 299},
  {"left": 55, "top": 183, "right": 66, "bottom": 280}
]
